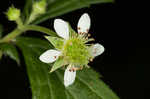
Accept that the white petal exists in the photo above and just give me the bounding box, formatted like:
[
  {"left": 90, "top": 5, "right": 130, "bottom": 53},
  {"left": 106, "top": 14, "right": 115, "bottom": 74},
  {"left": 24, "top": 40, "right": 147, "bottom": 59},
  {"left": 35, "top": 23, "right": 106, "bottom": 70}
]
[
  {"left": 77, "top": 13, "right": 91, "bottom": 34},
  {"left": 39, "top": 49, "right": 61, "bottom": 63},
  {"left": 64, "top": 67, "right": 76, "bottom": 87},
  {"left": 54, "top": 19, "right": 69, "bottom": 39},
  {"left": 90, "top": 43, "right": 105, "bottom": 57}
]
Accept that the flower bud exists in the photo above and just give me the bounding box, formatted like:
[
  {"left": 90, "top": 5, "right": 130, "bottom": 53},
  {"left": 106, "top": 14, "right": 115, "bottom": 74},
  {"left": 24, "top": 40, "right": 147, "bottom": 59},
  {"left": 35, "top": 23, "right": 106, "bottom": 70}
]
[
  {"left": 33, "top": 0, "right": 46, "bottom": 14},
  {"left": 6, "top": 6, "right": 20, "bottom": 21}
]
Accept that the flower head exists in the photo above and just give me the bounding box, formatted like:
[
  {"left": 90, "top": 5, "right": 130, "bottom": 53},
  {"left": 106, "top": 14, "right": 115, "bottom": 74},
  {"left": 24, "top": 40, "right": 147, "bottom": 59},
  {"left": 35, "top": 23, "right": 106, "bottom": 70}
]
[
  {"left": 39, "top": 13, "right": 105, "bottom": 87},
  {"left": 32, "top": 0, "right": 46, "bottom": 14},
  {"left": 6, "top": 6, "right": 20, "bottom": 21}
]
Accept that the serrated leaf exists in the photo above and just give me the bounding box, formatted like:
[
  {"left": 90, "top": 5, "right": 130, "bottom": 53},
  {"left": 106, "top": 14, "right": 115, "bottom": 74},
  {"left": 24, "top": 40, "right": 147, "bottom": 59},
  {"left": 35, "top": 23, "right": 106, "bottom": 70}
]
[
  {"left": 45, "top": 36, "right": 64, "bottom": 50},
  {"left": 16, "top": 36, "right": 67, "bottom": 99},
  {"left": 0, "top": 43, "right": 20, "bottom": 65},
  {"left": 23, "top": 0, "right": 113, "bottom": 24},
  {"left": 16, "top": 36, "right": 119, "bottom": 99}
]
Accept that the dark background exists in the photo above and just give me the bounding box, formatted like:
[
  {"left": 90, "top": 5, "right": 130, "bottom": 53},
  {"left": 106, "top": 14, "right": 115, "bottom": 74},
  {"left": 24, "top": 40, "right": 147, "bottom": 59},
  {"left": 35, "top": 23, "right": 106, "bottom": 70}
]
[{"left": 0, "top": 0, "right": 149, "bottom": 99}]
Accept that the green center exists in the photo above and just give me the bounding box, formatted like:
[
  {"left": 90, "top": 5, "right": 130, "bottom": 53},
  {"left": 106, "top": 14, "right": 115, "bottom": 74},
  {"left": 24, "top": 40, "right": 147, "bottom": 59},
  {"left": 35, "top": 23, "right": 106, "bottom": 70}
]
[{"left": 63, "top": 37, "right": 90, "bottom": 66}]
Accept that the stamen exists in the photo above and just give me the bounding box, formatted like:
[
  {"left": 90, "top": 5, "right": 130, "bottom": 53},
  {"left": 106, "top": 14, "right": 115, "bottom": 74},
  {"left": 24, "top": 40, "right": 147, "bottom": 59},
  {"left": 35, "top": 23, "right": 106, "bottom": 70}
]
[
  {"left": 54, "top": 56, "right": 57, "bottom": 59},
  {"left": 77, "top": 27, "right": 81, "bottom": 30},
  {"left": 84, "top": 38, "right": 95, "bottom": 43},
  {"left": 72, "top": 69, "right": 75, "bottom": 72},
  {"left": 83, "top": 32, "right": 86, "bottom": 34},
  {"left": 85, "top": 37, "right": 88, "bottom": 40},
  {"left": 79, "top": 67, "right": 83, "bottom": 70},
  {"left": 86, "top": 29, "right": 89, "bottom": 33},
  {"left": 90, "top": 58, "right": 93, "bottom": 62},
  {"left": 79, "top": 32, "right": 82, "bottom": 34},
  {"left": 88, "top": 34, "right": 91, "bottom": 37}
]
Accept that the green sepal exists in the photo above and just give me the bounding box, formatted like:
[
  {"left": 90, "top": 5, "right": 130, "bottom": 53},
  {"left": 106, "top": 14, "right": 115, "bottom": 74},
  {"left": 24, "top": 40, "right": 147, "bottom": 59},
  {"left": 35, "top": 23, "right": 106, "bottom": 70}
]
[
  {"left": 45, "top": 36, "right": 64, "bottom": 50},
  {"left": 50, "top": 57, "right": 66, "bottom": 72}
]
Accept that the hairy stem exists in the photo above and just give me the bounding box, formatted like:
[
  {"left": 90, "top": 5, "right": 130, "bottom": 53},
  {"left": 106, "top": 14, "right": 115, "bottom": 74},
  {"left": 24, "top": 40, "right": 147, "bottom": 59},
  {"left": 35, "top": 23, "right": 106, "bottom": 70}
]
[
  {"left": 25, "top": 25, "right": 57, "bottom": 36},
  {"left": 0, "top": 28, "right": 24, "bottom": 43},
  {"left": 0, "top": 25, "right": 57, "bottom": 43}
]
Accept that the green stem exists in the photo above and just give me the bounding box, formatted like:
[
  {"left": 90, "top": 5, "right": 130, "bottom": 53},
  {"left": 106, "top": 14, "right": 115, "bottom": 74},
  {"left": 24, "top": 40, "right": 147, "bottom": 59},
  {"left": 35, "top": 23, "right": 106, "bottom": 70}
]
[
  {"left": 26, "top": 11, "right": 36, "bottom": 25},
  {"left": 16, "top": 18, "right": 23, "bottom": 29},
  {"left": 0, "top": 28, "right": 23, "bottom": 43},
  {"left": 0, "top": 25, "right": 57, "bottom": 43},
  {"left": 25, "top": 25, "right": 57, "bottom": 36}
]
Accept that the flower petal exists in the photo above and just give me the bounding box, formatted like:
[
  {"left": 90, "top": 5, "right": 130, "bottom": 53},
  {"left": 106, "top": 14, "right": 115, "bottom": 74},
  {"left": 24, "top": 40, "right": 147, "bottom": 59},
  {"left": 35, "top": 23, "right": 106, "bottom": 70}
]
[
  {"left": 77, "top": 13, "right": 91, "bottom": 34},
  {"left": 39, "top": 49, "right": 61, "bottom": 63},
  {"left": 54, "top": 19, "right": 69, "bottom": 39},
  {"left": 64, "top": 67, "right": 76, "bottom": 87},
  {"left": 90, "top": 43, "right": 105, "bottom": 57}
]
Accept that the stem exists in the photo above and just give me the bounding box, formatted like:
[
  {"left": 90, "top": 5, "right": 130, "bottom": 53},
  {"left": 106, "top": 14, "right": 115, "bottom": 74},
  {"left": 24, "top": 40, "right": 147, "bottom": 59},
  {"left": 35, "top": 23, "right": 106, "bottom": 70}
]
[
  {"left": 0, "top": 25, "right": 57, "bottom": 43},
  {"left": 25, "top": 25, "right": 57, "bottom": 36},
  {"left": 16, "top": 18, "right": 23, "bottom": 28},
  {"left": 26, "top": 12, "right": 36, "bottom": 25},
  {"left": 0, "top": 28, "right": 24, "bottom": 43}
]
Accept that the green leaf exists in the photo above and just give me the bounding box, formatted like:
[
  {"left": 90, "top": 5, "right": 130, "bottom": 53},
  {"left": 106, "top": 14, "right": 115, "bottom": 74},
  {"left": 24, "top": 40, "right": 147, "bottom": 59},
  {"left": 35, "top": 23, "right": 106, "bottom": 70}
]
[
  {"left": 50, "top": 58, "right": 65, "bottom": 72},
  {"left": 16, "top": 36, "right": 119, "bottom": 99},
  {"left": 0, "top": 43, "right": 20, "bottom": 65},
  {"left": 0, "top": 24, "right": 3, "bottom": 38},
  {"left": 23, "top": 0, "right": 113, "bottom": 24},
  {"left": 16, "top": 36, "right": 67, "bottom": 99},
  {"left": 0, "top": 50, "right": 2, "bottom": 60},
  {"left": 45, "top": 36, "right": 64, "bottom": 50}
]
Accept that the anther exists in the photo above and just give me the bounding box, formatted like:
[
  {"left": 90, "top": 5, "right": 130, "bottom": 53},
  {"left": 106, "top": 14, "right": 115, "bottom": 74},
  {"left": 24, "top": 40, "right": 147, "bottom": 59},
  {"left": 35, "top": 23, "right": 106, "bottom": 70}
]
[
  {"left": 54, "top": 56, "right": 57, "bottom": 59},
  {"left": 88, "top": 34, "right": 91, "bottom": 37},
  {"left": 72, "top": 69, "right": 75, "bottom": 72},
  {"left": 79, "top": 32, "right": 82, "bottom": 34},
  {"left": 86, "top": 29, "right": 89, "bottom": 33},
  {"left": 79, "top": 67, "right": 83, "bottom": 70},
  {"left": 91, "top": 38, "right": 95, "bottom": 41},
  {"left": 77, "top": 27, "right": 81, "bottom": 30},
  {"left": 90, "top": 58, "right": 93, "bottom": 62}
]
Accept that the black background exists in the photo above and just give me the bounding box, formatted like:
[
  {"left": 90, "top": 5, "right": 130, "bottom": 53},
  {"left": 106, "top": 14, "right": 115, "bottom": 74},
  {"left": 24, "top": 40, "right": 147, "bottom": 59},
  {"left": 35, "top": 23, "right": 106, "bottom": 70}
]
[{"left": 0, "top": 0, "right": 150, "bottom": 99}]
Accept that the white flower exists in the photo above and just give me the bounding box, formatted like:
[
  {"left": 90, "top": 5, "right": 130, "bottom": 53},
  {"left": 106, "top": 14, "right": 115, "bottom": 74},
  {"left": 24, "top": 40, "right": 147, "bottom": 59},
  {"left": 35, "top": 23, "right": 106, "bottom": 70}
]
[
  {"left": 54, "top": 19, "right": 69, "bottom": 40},
  {"left": 39, "top": 49, "right": 61, "bottom": 63},
  {"left": 90, "top": 43, "right": 105, "bottom": 57},
  {"left": 64, "top": 66, "right": 76, "bottom": 87},
  {"left": 39, "top": 19, "right": 69, "bottom": 64},
  {"left": 39, "top": 13, "right": 104, "bottom": 87},
  {"left": 77, "top": 13, "right": 91, "bottom": 34}
]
